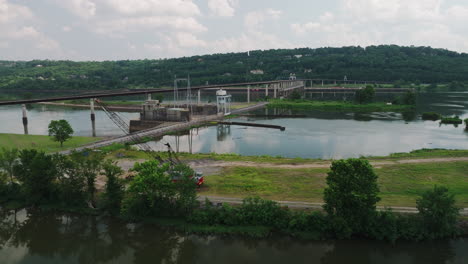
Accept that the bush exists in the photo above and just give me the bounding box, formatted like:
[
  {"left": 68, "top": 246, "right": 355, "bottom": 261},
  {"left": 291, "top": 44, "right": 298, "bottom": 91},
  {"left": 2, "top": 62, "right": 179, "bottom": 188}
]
[
  {"left": 440, "top": 116, "right": 462, "bottom": 125},
  {"left": 464, "top": 118, "right": 468, "bottom": 129},
  {"left": 401, "top": 90, "right": 416, "bottom": 105},
  {"left": 238, "top": 197, "right": 290, "bottom": 229},
  {"left": 422, "top": 112, "right": 441, "bottom": 121},
  {"left": 355, "top": 86, "right": 375, "bottom": 104},
  {"left": 323, "top": 158, "right": 380, "bottom": 234},
  {"left": 416, "top": 186, "right": 460, "bottom": 239},
  {"left": 13, "top": 149, "right": 58, "bottom": 204}
]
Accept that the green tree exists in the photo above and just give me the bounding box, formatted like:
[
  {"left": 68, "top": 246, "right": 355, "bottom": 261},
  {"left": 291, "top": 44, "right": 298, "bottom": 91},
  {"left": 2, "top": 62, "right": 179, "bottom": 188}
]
[
  {"left": 288, "top": 90, "right": 302, "bottom": 100},
  {"left": 416, "top": 186, "right": 460, "bottom": 238},
  {"left": 401, "top": 90, "right": 416, "bottom": 105},
  {"left": 13, "top": 149, "right": 58, "bottom": 204},
  {"left": 355, "top": 86, "right": 375, "bottom": 104},
  {"left": 69, "top": 151, "right": 104, "bottom": 207},
  {"left": 323, "top": 158, "right": 381, "bottom": 234},
  {"left": 122, "top": 161, "right": 176, "bottom": 218},
  {"left": 52, "top": 153, "right": 87, "bottom": 207},
  {"left": 48, "top": 120, "right": 74, "bottom": 147},
  {"left": 170, "top": 163, "right": 198, "bottom": 214},
  {"left": 0, "top": 148, "right": 19, "bottom": 184},
  {"left": 101, "top": 160, "right": 124, "bottom": 214}
]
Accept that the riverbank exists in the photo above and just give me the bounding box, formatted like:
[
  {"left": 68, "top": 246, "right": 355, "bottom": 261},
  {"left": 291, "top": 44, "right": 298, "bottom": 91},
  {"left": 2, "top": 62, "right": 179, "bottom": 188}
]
[
  {"left": 267, "top": 99, "right": 415, "bottom": 112},
  {"left": 103, "top": 148, "right": 468, "bottom": 207},
  {"left": 0, "top": 133, "right": 103, "bottom": 153}
]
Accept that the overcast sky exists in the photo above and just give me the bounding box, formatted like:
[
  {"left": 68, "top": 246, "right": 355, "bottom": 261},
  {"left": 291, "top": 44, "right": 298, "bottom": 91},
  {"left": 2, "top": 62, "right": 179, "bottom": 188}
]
[{"left": 1, "top": 0, "right": 468, "bottom": 61}]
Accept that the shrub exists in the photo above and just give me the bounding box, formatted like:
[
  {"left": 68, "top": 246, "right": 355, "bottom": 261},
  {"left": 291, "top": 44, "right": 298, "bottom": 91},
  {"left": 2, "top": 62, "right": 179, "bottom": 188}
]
[
  {"left": 238, "top": 197, "right": 290, "bottom": 229},
  {"left": 323, "top": 158, "right": 380, "bottom": 234},
  {"left": 422, "top": 112, "right": 441, "bottom": 121},
  {"left": 416, "top": 186, "right": 460, "bottom": 239},
  {"left": 355, "top": 86, "right": 375, "bottom": 104},
  {"left": 440, "top": 116, "right": 462, "bottom": 125},
  {"left": 13, "top": 149, "right": 58, "bottom": 204}
]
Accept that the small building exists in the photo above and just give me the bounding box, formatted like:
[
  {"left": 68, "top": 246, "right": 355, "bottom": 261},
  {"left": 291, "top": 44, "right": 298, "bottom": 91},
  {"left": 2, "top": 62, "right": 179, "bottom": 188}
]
[
  {"left": 250, "top": 69, "right": 264, "bottom": 75},
  {"left": 216, "top": 89, "right": 232, "bottom": 115}
]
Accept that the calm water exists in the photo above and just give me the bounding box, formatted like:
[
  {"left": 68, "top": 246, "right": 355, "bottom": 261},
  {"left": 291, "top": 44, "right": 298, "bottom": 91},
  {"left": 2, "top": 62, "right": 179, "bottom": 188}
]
[
  {"left": 0, "top": 92, "right": 467, "bottom": 158},
  {"left": 0, "top": 209, "right": 467, "bottom": 264}
]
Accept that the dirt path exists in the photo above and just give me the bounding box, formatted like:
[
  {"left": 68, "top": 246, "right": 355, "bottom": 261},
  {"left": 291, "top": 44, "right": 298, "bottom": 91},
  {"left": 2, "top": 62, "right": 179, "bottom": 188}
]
[
  {"left": 188, "top": 157, "right": 468, "bottom": 170},
  {"left": 115, "top": 156, "right": 468, "bottom": 176},
  {"left": 199, "top": 195, "right": 468, "bottom": 215}
]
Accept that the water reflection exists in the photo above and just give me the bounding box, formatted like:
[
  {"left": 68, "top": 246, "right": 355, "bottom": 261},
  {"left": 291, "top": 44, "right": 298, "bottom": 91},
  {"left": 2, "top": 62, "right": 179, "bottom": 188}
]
[{"left": 0, "top": 209, "right": 467, "bottom": 264}]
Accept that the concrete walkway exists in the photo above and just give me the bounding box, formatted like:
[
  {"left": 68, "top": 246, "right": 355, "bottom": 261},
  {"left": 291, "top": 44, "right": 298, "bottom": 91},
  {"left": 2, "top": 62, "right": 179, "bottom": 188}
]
[{"left": 60, "top": 102, "right": 268, "bottom": 154}]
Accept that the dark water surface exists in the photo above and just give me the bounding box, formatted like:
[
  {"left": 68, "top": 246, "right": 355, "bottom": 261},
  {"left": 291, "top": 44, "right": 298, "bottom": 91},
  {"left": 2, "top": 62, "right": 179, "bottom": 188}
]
[{"left": 0, "top": 209, "right": 467, "bottom": 264}]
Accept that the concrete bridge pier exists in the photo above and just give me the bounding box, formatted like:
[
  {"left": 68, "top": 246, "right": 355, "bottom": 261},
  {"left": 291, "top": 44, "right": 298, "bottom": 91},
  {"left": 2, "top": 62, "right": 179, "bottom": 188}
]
[
  {"left": 265, "top": 84, "right": 269, "bottom": 97},
  {"left": 22, "top": 104, "right": 28, "bottom": 135},
  {"left": 147, "top": 93, "right": 151, "bottom": 101},
  {"left": 247, "top": 85, "right": 250, "bottom": 103},
  {"left": 90, "top": 98, "right": 96, "bottom": 137},
  {"left": 322, "top": 80, "right": 324, "bottom": 86},
  {"left": 274, "top": 83, "right": 277, "bottom": 98},
  {"left": 197, "top": 89, "right": 201, "bottom": 105}
]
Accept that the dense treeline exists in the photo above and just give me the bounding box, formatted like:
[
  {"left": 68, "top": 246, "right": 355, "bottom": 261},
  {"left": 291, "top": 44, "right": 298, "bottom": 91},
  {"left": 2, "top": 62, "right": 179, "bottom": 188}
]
[
  {"left": 0, "top": 148, "right": 462, "bottom": 242},
  {"left": 1, "top": 45, "right": 468, "bottom": 93}
]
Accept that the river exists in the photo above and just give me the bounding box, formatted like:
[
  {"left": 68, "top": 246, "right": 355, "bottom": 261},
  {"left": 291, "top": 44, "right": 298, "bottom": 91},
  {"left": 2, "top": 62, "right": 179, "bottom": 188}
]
[
  {"left": 0, "top": 92, "right": 467, "bottom": 158},
  {"left": 0, "top": 209, "right": 467, "bottom": 264}
]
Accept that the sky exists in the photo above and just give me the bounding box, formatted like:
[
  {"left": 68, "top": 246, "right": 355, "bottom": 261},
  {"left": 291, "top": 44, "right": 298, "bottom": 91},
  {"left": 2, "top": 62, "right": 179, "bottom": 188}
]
[{"left": 1, "top": 0, "right": 468, "bottom": 61}]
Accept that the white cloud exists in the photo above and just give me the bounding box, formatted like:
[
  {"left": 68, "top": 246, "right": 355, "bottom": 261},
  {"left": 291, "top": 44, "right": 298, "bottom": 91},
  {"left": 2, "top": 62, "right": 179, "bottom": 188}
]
[
  {"left": 244, "top": 8, "right": 282, "bottom": 30},
  {"left": 62, "top": 26, "right": 72, "bottom": 32},
  {"left": 0, "top": 0, "right": 33, "bottom": 23},
  {"left": 56, "top": 0, "right": 96, "bottom": 19},
  {"left": 95, "top": 16, "right": 207, "bottom": 37},
  {"left": 290, "top": 0, "right": 468, "bottom": 52},
  {"left": 104, "top": 0, "right": 200, "bottom": 16},
  {"left": 207, "top": 0, "right": 236, "bottom": 17}
]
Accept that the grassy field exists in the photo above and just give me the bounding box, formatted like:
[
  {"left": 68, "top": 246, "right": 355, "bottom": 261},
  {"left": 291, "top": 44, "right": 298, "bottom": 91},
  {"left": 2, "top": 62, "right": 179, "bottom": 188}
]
[
  {"left": 0, "top": 133, "right": 102, "bottom": 153},
  {"left": 199, "top": 161, "right": 468, "bottom": 207},
  {"left": 267, "top": 100, "right": 414, "bottom": 112}
]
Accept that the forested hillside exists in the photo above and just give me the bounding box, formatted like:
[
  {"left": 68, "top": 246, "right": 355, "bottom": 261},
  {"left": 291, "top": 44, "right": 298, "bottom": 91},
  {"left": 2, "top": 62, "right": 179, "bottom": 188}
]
[{"left": 1, "top": 45, "right": 468, "bottom": 92}]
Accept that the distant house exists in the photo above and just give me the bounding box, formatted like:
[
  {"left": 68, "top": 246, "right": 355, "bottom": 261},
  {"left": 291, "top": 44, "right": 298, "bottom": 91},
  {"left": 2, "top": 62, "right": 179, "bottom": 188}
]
[
  {"left": 35, "top": 64, "right": 43, "bottom": 67},
  {"left": 304, "top": 69, "right": 312, "bottom": 73},
  {"left": 294, "top": 54, "right": 303, "bottom": 59},
  {"left": 37, "top": 76, "right": 45, "bottom": 80},
  {"left": 223, "top": 73, "right": 232, "bottom": 76},
  {"left": 250, "top": 69, "right": 264, "bottom": 75}
]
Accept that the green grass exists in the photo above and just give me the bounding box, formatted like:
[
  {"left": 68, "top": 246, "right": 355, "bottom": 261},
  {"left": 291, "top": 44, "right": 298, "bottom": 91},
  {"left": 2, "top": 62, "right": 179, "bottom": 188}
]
[
  {"left": 440, "top": 116, "right": 463, "bottom": 125},
  {"left": 267, "top": 99, "right": 414, "bottom": 112},
  {"left": 199, "top": 162, "right": 468, "bottom": 207},
  {"left": 0, "top": 133, "right": 102, "bottom": 153},
  {"left": 369, "top": 148, "right": 468, "bottom": 160}
]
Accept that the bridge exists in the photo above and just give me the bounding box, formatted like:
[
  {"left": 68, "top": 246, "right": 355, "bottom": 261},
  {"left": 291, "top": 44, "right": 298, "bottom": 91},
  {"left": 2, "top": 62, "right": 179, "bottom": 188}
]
[
  {"left": 1, "top": 79, "right": 305, "bottom": 136},
  {"left": 0, "top": 80, "right": 305, "bottom": 106}
]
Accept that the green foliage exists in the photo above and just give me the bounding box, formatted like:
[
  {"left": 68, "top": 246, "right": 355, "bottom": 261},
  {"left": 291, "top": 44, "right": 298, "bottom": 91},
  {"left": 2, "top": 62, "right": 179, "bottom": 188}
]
[
  {"left": 416, "top": 186, "right": 460, "bottom": 238},
  {"left": 267, "top": 100, "right": 413, "bottom": 112},
  {"left": 323, "top": 159, "right": 380, "bottom": 233},
  {"left": 355, "top": 86, "right": 375, "bottom": 104},
  {"left": 422, "top": 112, "right": 441, "bottom": 121},
  {"left": 121, "top": 160, "right": 198, "bottom": 218},
  {"left": 52, "top": 153, "right": 87, "bottom": 207},
  {"left": 13, "top": 149, "right": 58, "bottom": 204},
  {"left": 2, "top": 46, "right": 468, "bottom": 93},
  {"left": 440, "top": 116, "right": 463, "bottom": 125},
  {"left": 448, "top": 81, "right": 465, "bottom": 91},
  {"left": 48, "top": 120, "right": 74, "bottom": 147},
  {"left": 288, "top": 90, "right": 302, "bottom": 100},
  {"left": 401, "top": 90, "right": 416, "bottom": 105},
  {"left": 69, "top": 150, "right": 104, "bottom": 207},
  {"left": 465, "top": 118, "right": 468, "bottom": 129},
  {"left": 0, "top": 147, "right": 19, "bottom": 184},
  {"left": 101, "top": 160, "right": 124, "bottom": 214}
]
